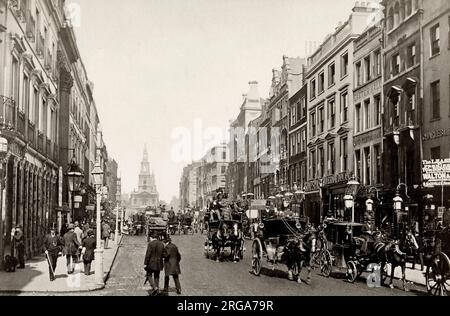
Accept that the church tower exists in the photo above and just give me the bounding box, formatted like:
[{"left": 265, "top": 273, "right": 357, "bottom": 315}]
[{"left": 130, "top": 145, "right": 159, "bottom": 209}]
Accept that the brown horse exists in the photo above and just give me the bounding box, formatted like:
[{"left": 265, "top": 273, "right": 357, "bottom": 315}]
[{"left": 283, "top": 231, "right": 317, "bottom": 285}]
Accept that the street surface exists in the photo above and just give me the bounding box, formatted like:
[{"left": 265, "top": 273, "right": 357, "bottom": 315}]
[{"left": 98, "top": 234, "right": 427, "bottom": 296}]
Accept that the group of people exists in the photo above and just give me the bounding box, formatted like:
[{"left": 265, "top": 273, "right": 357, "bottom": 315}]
[{"left": 144, "top": 233, "right": 182, "bottom": 296}]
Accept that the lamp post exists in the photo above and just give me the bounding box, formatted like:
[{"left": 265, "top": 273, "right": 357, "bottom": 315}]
[
  {"left": 346, "top": 178, "right": 360, "bottom": 223},
  {"left": 91, "top": 159, "right": 104, "bottom": 285},
  {"left": 114, "top": 203, "right": 120, "bottom": 245},
  {"left": 66, "top": 154, "right": 83, "bottom": 223}
]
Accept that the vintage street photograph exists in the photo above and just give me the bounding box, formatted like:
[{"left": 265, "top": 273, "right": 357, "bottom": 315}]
[{"left": 0, "top": 0, "right": 449, "bottom": 298}]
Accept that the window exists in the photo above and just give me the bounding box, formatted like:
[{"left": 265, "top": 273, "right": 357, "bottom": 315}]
[
  {"left": 222, "top": 151, "right": 226, "bottom": 160},
  {"left": 30, "top": 86, "right": 38, "bottom": 123},
  {"left": 221, "top": 166, "right": 227, "bottom": 174},
  {"left": 302, "top": 97, "right": 307, "bottom": 119},
  {"left": 301, "top": 129, "right": 306, "bottom": 152},
  {"left": 374, "top": 95, "right": 381, "bottom": 126},
  {"left": 318, "top": 72, "right": 325, "bottom": 94},
  {"left": 47, "top": 105, "right": 51, "bottom": 138},
  {"left": 374, "top": 144, "right": 381, "bottom": 184},
  {"left": 388, "top": 8, "right": 394, "bottom": 30},
  {"left": 328, "top": 99, "right": 336, "bottom": 129},
  {"left": 341, "top": 52, "right": 349, "bottom": 77},
  {"left": 374, "top": 49, "right": 381, "bottom": 77},
  {"left": 430, "top": 24, "right": 440, "bottom": 56},
  {"left": 21, "top": 73, "right": 29, "bottom": 113},
  {"left": 341, "top": 138, "right": 348, "bottom": 172},
  {"left": 291, "top": 135, "right": 296, "bottom": 156},
  {"left": 296, "top": 132, "right": 301, "bottom": 155},
  {"left": 391, "top": 53, "right": 400, "bottom": 76},
  {"left": 328, "top": 142, "right": 335, "bottom": 175},
  {"left": 431, "top": 80, "right": 440, "bottom": 119},
  {"left": 355, "top": 150, "right": 362, "bottom": 182},
  {"left": 431, "top": 146, "right": 441, "bottom": 160},
  {"left": 311, "top": 111, "right": 316, "bottom": 137},
  {"left": 311, "top": 79, "right": 316, "bottom": 99},
  {"left": 356, "top": 61, "right": 363, "bottom": 86},
  {"left": 341, "top": 92, "right": 348, "bottom": 123},
  {"left": 355, "top": 103, "right": 362, "bottom": 133},
  {"left": 364, "top": 147, "right": 371, "bottom": 185},
  {"left": 364, "top": 99, "right": 371, "bottom": 130},
  {"left": 329, "top": 63, "right": 336, "bottom": 86},
  {"left": 319, "top": 147, "right": 324, "bottom": 177},
  {"left": 394, "top": 2, "right": 400, "bottom": 27},
  {"left": 364, "top": 56, "right": 371, "bottom": 82},
  {"left": 319, "top": 106, "right": 324, "bottom": 133},
  {"left": 291, "top": 105, "right": 296, "bottom": 126},
  {"left": 11, "top": 57, "right": 19, "bottom": 104},
  {"left": 311, "top": 150, "right": 316, "bottom": 179},
  {"left": 406, "top": 0, "right": 412, "bottom": 16},
  {"left": 407, "top": 44, "right": 416, "bottom": 68}
]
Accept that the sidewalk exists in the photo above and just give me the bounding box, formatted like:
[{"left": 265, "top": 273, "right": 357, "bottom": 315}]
[{"left": 0, "top": 236, "right": 122, "bottom": 294}]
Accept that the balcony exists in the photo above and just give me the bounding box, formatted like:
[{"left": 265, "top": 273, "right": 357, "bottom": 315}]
[
  {"left": 28, "top": 121, "right": 35, "bottom": 147},
  {"left": 0, "top": 96, "right": 16, "bottom": 130},
  {"left": 26, "top": 11, "right": 36, "bottom": 42}
]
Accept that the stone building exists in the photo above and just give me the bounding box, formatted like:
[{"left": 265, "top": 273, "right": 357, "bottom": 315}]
[
  {"left": 179, "top": 162, "right": 200, "bottom": 209},
  {"left": 130, "top": 146, "right": 159, "bottom": 210}
]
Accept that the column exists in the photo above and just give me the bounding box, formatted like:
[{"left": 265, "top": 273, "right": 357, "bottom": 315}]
[
  {"left": 23, "top": 163, "right": 30, "bottom": 258},
  {"left": 32, "top": 169, "right": 37, "bottom": 255},
  {"left": 17, "top": 161, "right": 24, "bottom": 230},
  {"left": 11, "top": 158, "right": 18, "bottom": 230}
]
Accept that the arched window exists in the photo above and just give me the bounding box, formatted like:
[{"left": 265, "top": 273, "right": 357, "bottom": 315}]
[
  {"left": 388, "top": 8, "right": 394, "bottom": 30},
  {"left": 405, "top": 0, "right": 412, "bottom": 16},
  {"left": 394, "top": 2, "right": 400, "bottom": 27},
  {"left": 400, "top": 0, "right": 406, "bottom": 21}
]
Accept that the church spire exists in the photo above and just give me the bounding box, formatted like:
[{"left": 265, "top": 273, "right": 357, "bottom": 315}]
[{"left": 143, "top": 144, "right": 149, "bottom": 162}]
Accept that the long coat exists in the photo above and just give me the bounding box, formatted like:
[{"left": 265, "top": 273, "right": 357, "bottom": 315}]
[
  {"left": 82, "top": 237, "right": 96, "bottom": 262},
  {"left": 63, "top": 231, "right": 81, "bottom": 256},
  {"left": 144, "top": 240, "right": 165, "bottom": 271},
  {"left": 43, "top": 234, "right": 63, "bottom": 255},
  {"left": 163, "top": 243, "right": 181, "bottom": 275}
]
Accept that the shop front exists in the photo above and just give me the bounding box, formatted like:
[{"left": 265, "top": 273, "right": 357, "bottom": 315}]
[{"left": 304, "top": 179, "right": 322, "bottom": 226}]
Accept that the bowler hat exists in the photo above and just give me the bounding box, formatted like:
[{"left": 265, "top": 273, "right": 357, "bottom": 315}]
[{"left": 68, "top": 224, "right": 75, "bottom": 230}]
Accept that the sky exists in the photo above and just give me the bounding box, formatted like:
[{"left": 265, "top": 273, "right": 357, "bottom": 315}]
[{"left": 67, "top": 0, "right": 362, "bottom": 202}]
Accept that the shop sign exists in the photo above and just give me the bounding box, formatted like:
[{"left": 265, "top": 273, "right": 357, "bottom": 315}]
[
  {"left": 353, "top": 129, "right": 382, "bottom": 147},
  {"left": 322, "top": 171, "right": 353, "bottom": 187},
  {"left": 305, "top": 179, "right": 321, "bottom": 192},
  {"left": 423, "top": 128, "right": 450, "bottom": 141},
  {"left": 423, "top": 159, "right": 450, "bottom": 187},
  {"left": 354, "top": 78, "right": 381, "bottom": 102}
]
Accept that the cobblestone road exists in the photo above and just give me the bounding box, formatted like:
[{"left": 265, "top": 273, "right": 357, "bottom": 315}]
[{"left": 94, "top": 234, "right": 427, "bottom": 296}]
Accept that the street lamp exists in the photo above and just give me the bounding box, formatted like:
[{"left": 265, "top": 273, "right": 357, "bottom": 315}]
[
  {"left": 91, "top": 159, "right": 104, "bottom": 286},
  {"left": 66, "top": 154, "right": 83, "bottom": 223},
  {"left": 393, "top": 192, "right": 403, "bottom": 212},
  {"left": 346, "top": 178, "right": 360, "bottom": 223}
]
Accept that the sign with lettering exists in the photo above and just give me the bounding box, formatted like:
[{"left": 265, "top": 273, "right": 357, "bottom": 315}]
[
  {"left": 423, "top": 128, "right": 450, "bottom": 141},
  {"left": 353, "top": 128, "right": 382, "bottom": 147},
  {"left": 354, "top": 78, "right": 381, "bottom": 102},
  {"left": 423, "top": 159, "right": 450, "bottom": 187},
  {"left": 305, "top": 179, "right": 321, "bottom": 192},
  {"left": 322, "top": 171, "right": 354, "bottom": 187}
]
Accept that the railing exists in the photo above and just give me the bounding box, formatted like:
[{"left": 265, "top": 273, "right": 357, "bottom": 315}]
[
  {"left": 28, "top": 121, "right": 35, "bottom": 146},
  {"left": 0, "top": 96, "right": 16, "bottom": 129},
  {"left": 26, "top": 10, "right": 36, "bottom": 42},
  {"left": 37, "top": 131, "right": 44, "bottom": 153}
]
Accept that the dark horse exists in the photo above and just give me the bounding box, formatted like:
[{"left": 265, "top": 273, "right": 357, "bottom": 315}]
[
  {"left": 282, "top": 230, "right": 317, "bottom": 285},
  {"left": 374, "top": 230, "right": 418, "bottom": 291},
  {"left": 211, "top": 223, "right": 242, "bottom": 262}
]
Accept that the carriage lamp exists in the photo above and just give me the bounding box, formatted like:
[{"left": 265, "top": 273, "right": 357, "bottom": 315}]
[
  {"left": 365, "top": 198, "right": 374, "bottom": 212},
  {"left": 393, "top": 192, "right": 403, "bottom": 212}
]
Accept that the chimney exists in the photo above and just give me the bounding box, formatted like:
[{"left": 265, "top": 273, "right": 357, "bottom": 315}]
[{"left": 247, "top": 81, "right": 260, "bottom": 102}]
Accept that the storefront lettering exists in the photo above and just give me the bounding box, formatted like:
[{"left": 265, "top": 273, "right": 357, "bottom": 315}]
[
  {"left": 423, "top": 159, "right": 450, "bottom": 187},
  {"left": 354, "top": 79, "right": 381, "bottom": 102},
  {"left": 322, "top": 171, "right": 353, "bottom": 186},
  {"left": 423, "top": 128, "right": 450, "bottom": 141},
  {"left": 353, "top": 129, "right": 382, "bottom": 147},
  {"left": 305, "top": 180, "right": 321, "bottom": 192}
]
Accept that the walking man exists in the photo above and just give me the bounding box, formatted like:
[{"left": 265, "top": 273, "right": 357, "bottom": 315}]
[
  {"left": 74, "top": 221, "right": 83, "bottom": 244},
  {"left": 81, "top": 229, "right": 96, "bottom": 276},
  {"left": 63, "top": 224, "right": 82, "bottom": 274},
  {"left": 102, "top": 221, "right": 111, "bottom": 249},
  {"left": 43, "top": 228, "right": 63, "bottom": 281},
  {"left": 162, "top": 237, "right": 182, "bottom": 295},
  {"left": 144, "top": 233, "right": 165, "bottom": 296}
]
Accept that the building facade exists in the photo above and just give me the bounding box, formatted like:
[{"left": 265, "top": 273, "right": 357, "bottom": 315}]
[
  {"left": 305, "top": 3, "right": 379, "bottom": 225},
  {"left": 179, "top": 162, "right": 200, "bottom": 209}
]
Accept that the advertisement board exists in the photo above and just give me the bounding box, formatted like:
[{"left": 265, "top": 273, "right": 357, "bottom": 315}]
[{"left": 422, "top": 159, "right": 450, "bottom": 187}]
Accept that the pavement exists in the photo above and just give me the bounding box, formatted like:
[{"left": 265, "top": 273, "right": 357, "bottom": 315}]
[
  {"left": 0, "top": 236, "right": 122, "bottom": 294},
  {"left": 387, "top": 262, "right": 427, "bottom": 286}
]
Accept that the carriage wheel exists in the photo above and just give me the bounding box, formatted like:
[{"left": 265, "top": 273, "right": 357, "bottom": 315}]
[
  {"left": 425, "top": 252, "right": 450, "bottom": 296},
  {"left": 252, "top": 240, "right": 262, "bottom": 276},
  {"left": 346, "top": 261, "right": 358, "bottom": 283},
  {"left": 320, "top": 250, "right": 332, "bottom": 278}
]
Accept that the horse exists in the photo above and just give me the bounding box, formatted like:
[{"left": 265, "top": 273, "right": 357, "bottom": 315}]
[
  {"left": 229, "top": 222, "right": 244, "bottom": 263},
  {"left": 283, "top": 230, "right": 317, "bottom": 285},
  {"left": 211, "top": 223, "right": 231, "bottom": 262}
]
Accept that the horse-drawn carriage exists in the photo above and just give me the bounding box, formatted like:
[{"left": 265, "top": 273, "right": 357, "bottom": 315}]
[
  {"left": 251, "top": 217, "right": 315, "bottom": 284},
  {"left": 318, "top": 221, "right": 380, "bottom": 283},
  {"left": 204, "top": 213, "right": 245, "bottom": 262},
  {"left": 146, "top": 215, "right": 169, "bottom": 242}
]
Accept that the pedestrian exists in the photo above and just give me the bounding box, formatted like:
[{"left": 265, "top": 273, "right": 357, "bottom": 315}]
[
  {"left": 81, "top": 229, "right": 96, "bottom": 276},
  {"left": 74, "top": 221, "right": 83, "bottom": 244},
  {"left": 144, "top": 233, "right": 165, "bottom": 296},
  {"left": 13, "top": 227, "right": 26, "bottom": 269},
  {"left": 43, "top": 228, "right": 63, "bottom": 281},
  {"left": 60, "top": 223, "right": 68, "bottom": 237},
  {"left": 162, "top": 237, "right": 182, "bottom": 295},
  {"left": 102, "top": 221, "right": 111, "bottom": 249},
  {"left": 63, "top": 224, "right": 82, "bottom": 274},
  {"left": 82, "top": 221, "right": 90, "bottom": 240}
]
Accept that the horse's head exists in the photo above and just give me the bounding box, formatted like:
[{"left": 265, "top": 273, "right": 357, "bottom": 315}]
[
  {"left": 233, "top": 223, "right": 239, "bottom": 236},
  {"left": 404, "top": 231, "right": 419, "bottom": 251}
]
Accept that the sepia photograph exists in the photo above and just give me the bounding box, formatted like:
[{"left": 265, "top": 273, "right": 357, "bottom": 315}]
[{"left": 0, "top": 0, "right": 449, "bottom": 302}]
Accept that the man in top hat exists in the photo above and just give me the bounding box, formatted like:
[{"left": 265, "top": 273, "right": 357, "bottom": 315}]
[
  {"left": 43, "top": 228, "right": 63, "bottom": 281},
  {"left": 144, "top": 232, "right": 165, "bottom": 295},
  {"left": 63, "top": 224, "right": 82, "bottom": 274},
  {"left": 162, "top": 236, "right": 182, "bottom": 295},
  {"left": 209, "top": 189, "right": 224, "bottom": 221}
]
